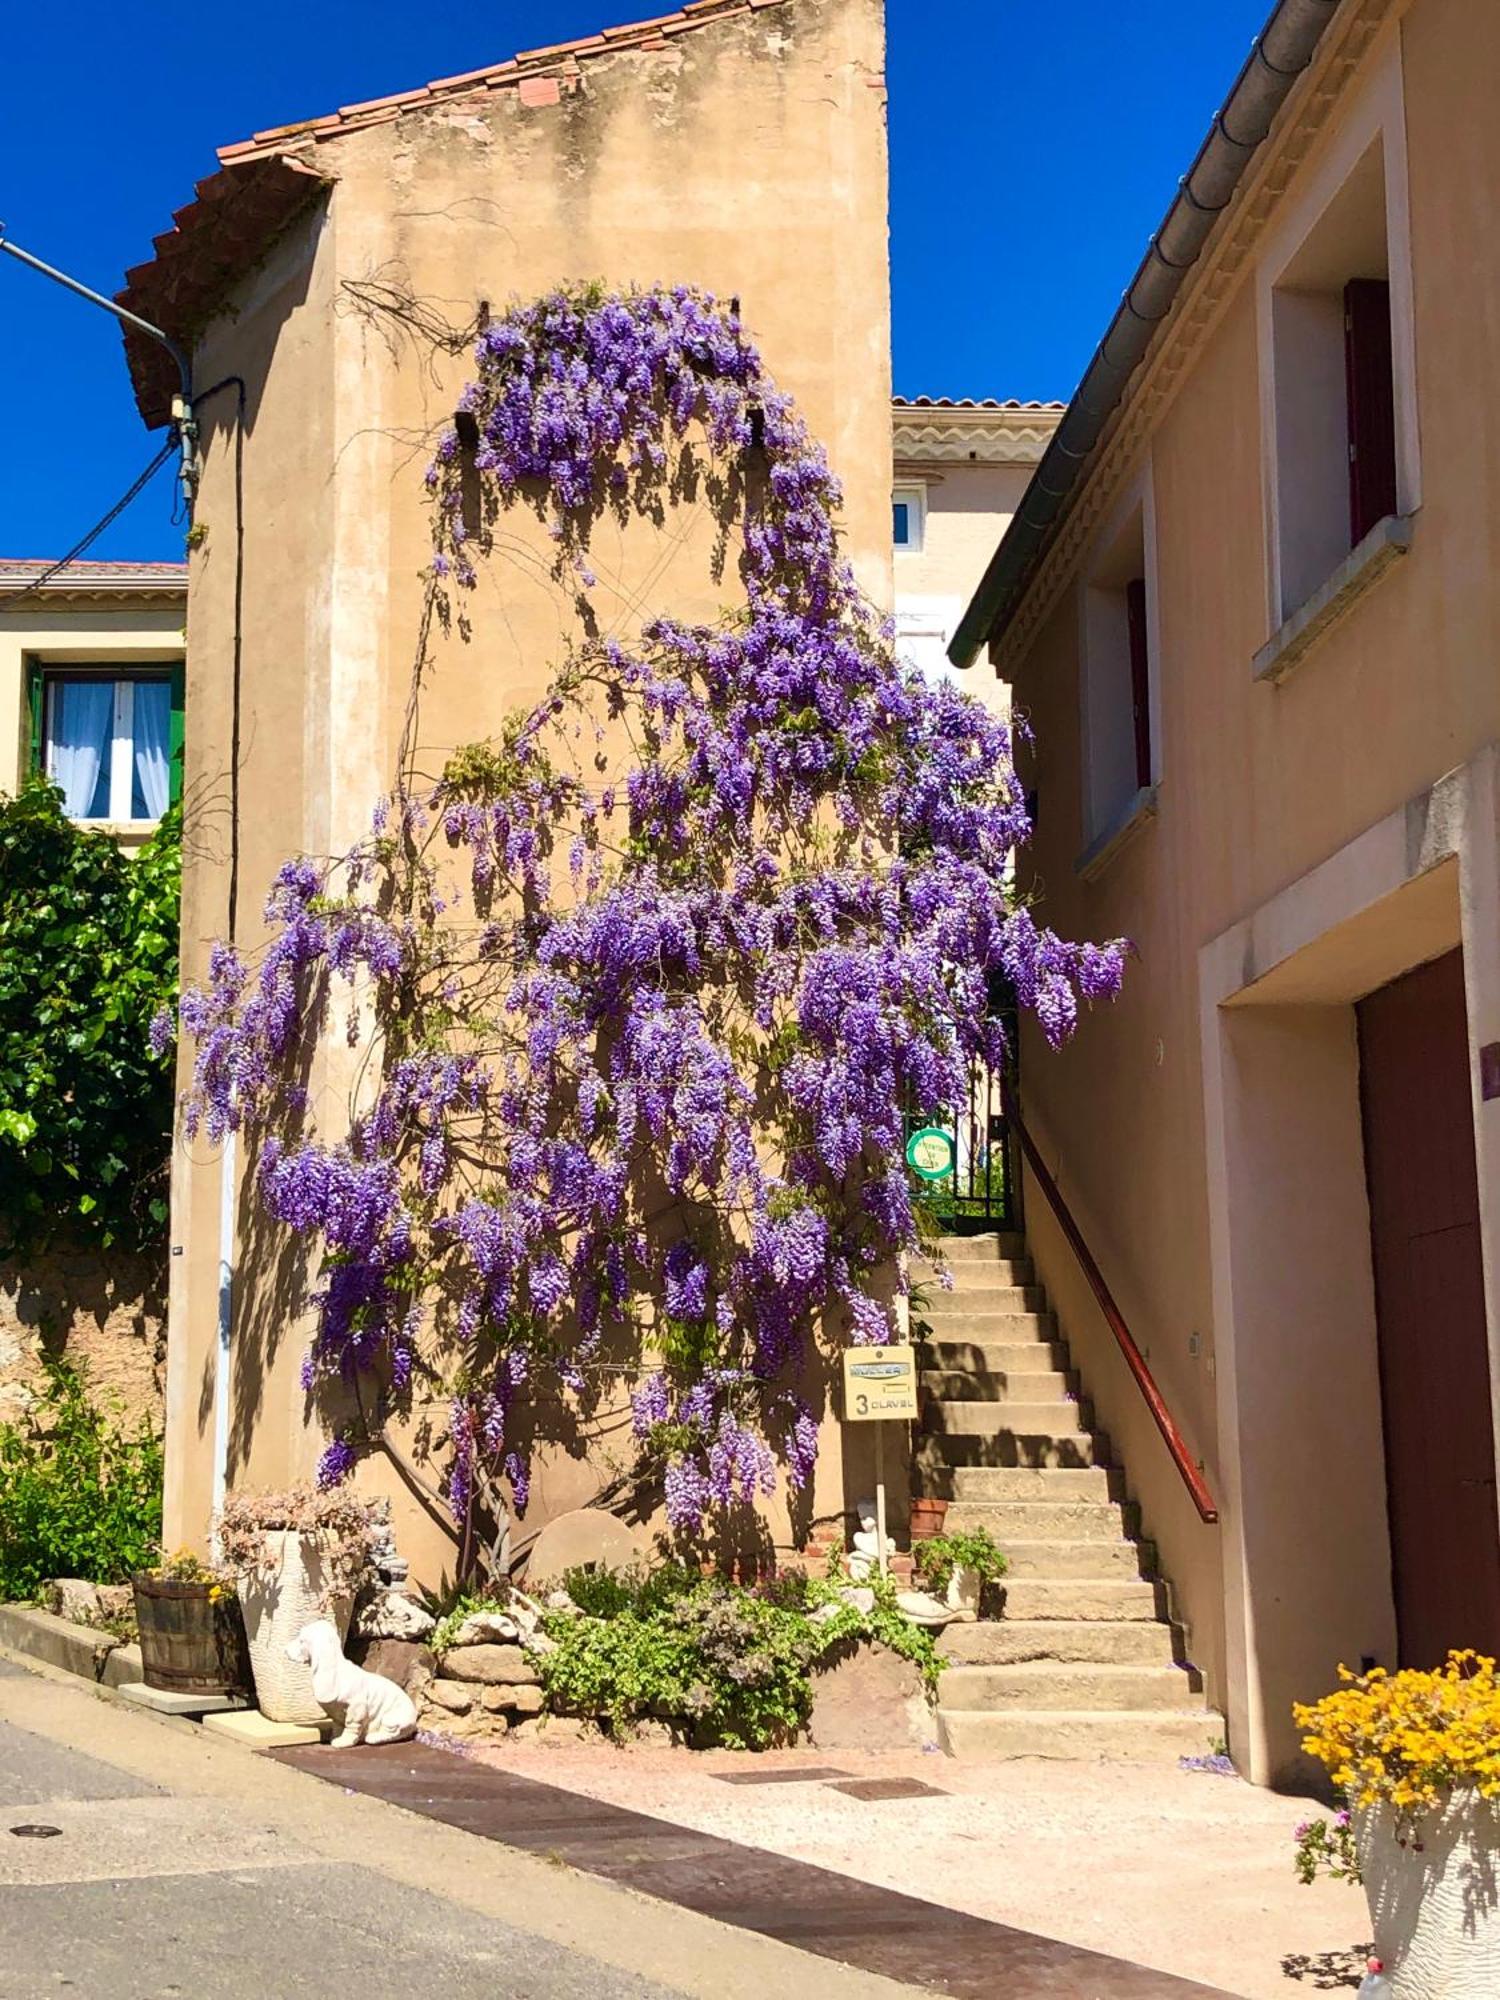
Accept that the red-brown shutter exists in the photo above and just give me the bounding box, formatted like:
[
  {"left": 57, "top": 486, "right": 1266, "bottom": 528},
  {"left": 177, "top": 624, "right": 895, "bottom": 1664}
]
[
  {"left": 1126, "top": 577, "right": 1152, "bottom": 791},
  {"left": 1344, "top": 278, "right": 1398, "bottom": 546}
]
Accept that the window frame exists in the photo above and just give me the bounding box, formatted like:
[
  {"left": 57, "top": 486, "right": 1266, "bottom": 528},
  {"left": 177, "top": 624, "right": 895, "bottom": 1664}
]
[
  {"left": 1075, "top": 460, "right": 1162, "bottom": 871},
  {"left": 31, "top": 662, "right": 184, "bottom": 825},
  {"left": 892, "top": 481, "right": 927, "bottom": 555},
  {"left": 1255, "top": 41, "right": 1419, "bottom": 639}
]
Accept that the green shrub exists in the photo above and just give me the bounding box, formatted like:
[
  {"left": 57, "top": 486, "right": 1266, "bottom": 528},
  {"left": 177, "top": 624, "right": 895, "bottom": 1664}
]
[
  {"left": 911, "top": 1527, "right": 1009, "bottom": 1596},
  {"left": 0, "top": 779, "right": 180, "bottom": 1255},
  {"left": 0, "top": 1360, "right": 163, "bottom": 1600},
  {"left": 535, "top": 1562, "right": 939, "bottom": 1749}
]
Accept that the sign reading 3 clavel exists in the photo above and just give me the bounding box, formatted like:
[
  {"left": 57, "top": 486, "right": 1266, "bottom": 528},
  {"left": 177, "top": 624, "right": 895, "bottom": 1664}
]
[
  {"left": 842, "top": 1343, "right": 918, "bottom": 1422},
  {"left": 904, "top": 1125, "right": 955, "bottom": 1182}
]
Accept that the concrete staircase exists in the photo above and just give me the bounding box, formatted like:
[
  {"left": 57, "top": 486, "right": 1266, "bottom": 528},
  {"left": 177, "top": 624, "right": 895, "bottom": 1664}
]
[{"left": 915, "top": 1231, "right": 1219, "bottom": 1762}]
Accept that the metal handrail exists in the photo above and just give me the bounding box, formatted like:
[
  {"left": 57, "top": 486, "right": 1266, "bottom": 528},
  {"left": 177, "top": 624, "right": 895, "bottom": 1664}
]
[{"left": 1002, "top": 1083, "right": 1219, "bottom": 1526}]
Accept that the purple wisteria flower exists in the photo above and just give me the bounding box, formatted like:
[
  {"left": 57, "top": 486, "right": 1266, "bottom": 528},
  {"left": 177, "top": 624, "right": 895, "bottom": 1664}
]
[{"left": 174, "top": 282, "right": 1128, "bottom": 1543}]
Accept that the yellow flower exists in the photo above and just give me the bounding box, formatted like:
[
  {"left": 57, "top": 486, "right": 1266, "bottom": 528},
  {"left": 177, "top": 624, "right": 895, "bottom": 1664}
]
[{"left": 1294, "top": 1652, "right": 1500, "bottom": 1819}]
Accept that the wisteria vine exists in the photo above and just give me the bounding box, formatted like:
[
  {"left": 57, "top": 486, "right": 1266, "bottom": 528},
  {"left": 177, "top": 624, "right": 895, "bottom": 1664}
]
[{"left": 168, "top": 283, "right": 1125, "bottom": 1540}]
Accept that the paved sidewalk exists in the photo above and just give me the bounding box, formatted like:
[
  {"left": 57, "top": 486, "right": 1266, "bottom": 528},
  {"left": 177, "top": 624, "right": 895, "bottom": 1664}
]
[
  {"left": 279, "top": 1739, "right": 1230, "bottom": 1999},
  {"left": 467, "top": 1734, "right": 1373, "bottom": 1998},
  {"left": 0, "top": 1656, "right": 903, "bottom": 2000}
]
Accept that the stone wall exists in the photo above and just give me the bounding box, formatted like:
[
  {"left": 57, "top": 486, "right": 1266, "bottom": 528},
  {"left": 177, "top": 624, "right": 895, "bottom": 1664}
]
[{"left": 0, "top": 1243, "right": 166, "bottom": 1430}]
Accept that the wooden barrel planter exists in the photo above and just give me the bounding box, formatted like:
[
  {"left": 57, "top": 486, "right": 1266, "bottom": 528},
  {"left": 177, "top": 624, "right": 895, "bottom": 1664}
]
[{"left": 132, "top": 1576, "right": 252, "bottom": 1697}]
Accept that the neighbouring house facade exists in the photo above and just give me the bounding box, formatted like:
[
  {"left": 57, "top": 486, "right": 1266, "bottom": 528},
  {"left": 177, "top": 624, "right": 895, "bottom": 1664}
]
[
  {"left": 0, "top": 559, "right": 186, "bottom": 846},
  {"left": 117, "top": 0, "right": 891, "bottom": 1581},
  {"left": 890, "top": 397, "right": 1062, "bottom": 711},
  {"left": 955, "top": 0, "right": 1500, "bottom": 1785},
  {"left": 0, "top": 557, "right": 187, "bottom": 1430}
]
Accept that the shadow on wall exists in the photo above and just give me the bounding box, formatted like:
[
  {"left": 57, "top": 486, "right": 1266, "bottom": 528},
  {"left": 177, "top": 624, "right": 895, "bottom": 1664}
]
[{"left": 0, "top": 1241, "right": 167, "bottom": 1425}]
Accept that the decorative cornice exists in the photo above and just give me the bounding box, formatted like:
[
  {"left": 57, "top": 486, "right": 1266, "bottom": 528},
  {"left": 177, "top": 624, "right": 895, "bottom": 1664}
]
[
  {"left": 991, "top": 0, "right": 1400, "bottom": 675},
  {"left": 893, "top": 405, "right": 1063, "bottom": 467}
]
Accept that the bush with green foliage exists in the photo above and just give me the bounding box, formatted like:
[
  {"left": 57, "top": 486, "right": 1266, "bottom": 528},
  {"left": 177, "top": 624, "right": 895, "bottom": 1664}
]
[
  {"left": 533, "top": 1563, "right": 938, "bottom": 1749},
  {"left": 0, "top": 1359, "right": 164, "bottom": 1600},
  {"left": 0, "top": 778, "right": 181, "bottom": 1255},
  {"left": 911, "top": 1527, "right": 1009, "bottom": 1596}
]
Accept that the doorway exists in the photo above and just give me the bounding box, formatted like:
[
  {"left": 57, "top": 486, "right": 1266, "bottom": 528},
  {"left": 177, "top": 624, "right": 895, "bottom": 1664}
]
[{"left": 1357, "top": 947, "right": 1500, "bottom": 1665}]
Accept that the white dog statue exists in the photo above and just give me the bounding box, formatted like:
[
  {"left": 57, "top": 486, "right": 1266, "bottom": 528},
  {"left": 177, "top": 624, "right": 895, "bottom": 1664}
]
[{"left": 285, "top": 1619, "right": 419, "bottom": 1748}]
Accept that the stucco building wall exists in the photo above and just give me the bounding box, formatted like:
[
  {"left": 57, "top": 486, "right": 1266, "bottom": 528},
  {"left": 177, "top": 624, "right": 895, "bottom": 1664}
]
[
  {"left": 160, "top": 0, "right": 891, "bottom": 1581},
  {"left": 993, "top": 0, "right": 1500, "bottom": 1783}
]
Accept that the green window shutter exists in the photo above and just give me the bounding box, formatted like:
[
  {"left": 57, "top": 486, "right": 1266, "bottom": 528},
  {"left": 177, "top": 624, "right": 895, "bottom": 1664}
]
[
  {"left": 27, "top": 663, "right": 44, "bottom": 779},
  {"left": 168, "top": 661, "right": 186, "bottom": 804}
]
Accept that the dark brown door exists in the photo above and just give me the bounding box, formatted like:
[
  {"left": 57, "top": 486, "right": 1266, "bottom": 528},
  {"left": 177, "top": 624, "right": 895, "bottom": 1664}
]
[{"left": 1358, "top": 948, "right": 1500, "bottom": 1666}]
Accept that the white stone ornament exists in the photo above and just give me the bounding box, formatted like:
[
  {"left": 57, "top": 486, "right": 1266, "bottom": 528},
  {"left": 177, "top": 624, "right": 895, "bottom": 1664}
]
[
  {"left": 285, "top": 1619, "right": 419, "bottom": 1747},
  {"left": 354, "top": 1588, "right": 436, "bottom": 1641}
]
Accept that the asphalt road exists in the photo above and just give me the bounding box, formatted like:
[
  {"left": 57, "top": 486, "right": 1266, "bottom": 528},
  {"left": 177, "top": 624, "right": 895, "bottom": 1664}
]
[{"left": 0, "top": 1657, "right": 674, "bottom": 2000}]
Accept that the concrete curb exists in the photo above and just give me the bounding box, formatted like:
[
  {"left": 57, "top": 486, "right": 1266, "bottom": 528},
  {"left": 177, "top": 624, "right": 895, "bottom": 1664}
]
[{"left": 0, "top": 1602, "right": 139, "bottom": 1687}]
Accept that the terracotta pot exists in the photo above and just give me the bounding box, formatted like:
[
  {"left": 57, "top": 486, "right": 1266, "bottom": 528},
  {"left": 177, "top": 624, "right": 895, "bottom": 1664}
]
[
  {"left": 236, "top": 1530, "right": 352, "bottom": 1724},
  {"left": 1356, "top": 1792, "right": 1500, "bottom": 1997},
  {"left": 908, "top": 1498, "right": 948, "bottom": 1542},
  {"left": 133, "top": 1576, "right": 250, "bottom": 1697}
]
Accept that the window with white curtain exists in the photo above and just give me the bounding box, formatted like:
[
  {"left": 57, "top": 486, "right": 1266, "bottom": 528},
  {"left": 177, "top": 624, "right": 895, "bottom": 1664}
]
[{"left": 41, "top": 672, "right": 175, "bottom": 823}]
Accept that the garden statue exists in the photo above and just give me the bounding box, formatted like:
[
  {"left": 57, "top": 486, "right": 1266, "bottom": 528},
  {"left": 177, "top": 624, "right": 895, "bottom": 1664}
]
[{"left": 286, "top": 1619, "right": 418, "bottom": 1747}]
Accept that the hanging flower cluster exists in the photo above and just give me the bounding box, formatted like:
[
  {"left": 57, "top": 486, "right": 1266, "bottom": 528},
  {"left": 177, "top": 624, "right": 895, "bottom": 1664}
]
[{"left": 173, "top": 283, "right": 1125, "bottom": 1534}]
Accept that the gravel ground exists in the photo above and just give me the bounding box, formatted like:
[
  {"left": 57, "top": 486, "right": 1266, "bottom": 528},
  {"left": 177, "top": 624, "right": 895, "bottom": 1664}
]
[{"left": 472, "top": 1736, "right": 1372, "bottom": 1999}]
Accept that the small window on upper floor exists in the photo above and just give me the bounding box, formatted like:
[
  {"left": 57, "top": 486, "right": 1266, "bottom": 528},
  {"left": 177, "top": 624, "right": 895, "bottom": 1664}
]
[
  {"left": 32, "top": 666, "right": 184, "bottom": 824},
  {"left": 1080, "top": 495, "right": 1156, "bottom": 851},
  {"left": 892, "top": 483, "right": 925, "bottom": 554},
  {"left": 1267, "top": 136, "right": 1404, "bottom": 620}
]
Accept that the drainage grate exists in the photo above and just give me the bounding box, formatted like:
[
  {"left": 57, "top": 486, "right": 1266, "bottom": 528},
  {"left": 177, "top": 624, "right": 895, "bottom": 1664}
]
[
  {"left": 713, "top": 1765, "right": 855, "bottom": 1785},
  {"left": 828, "top": 1778, "right": 947, "bottom": 1802}
]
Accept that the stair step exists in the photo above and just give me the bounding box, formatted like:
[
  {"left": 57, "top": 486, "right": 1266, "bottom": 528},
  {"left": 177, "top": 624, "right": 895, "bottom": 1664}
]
[
  {"left": 934, "top": 1283, "right": 1046, "bottom": 1311},
  {"left": 929, "top": 1435, "right": 1109, "bottom": 1471},
  {"left": 996, "top": 1578, "right": 1165, "bottom": 1621},
  {"left": 942, "top": 1498, "right": 1130, "bottom": 1541},
  {"left": 936, "top": 1707, "right": 1220, "bottom": 1763},
  {"left": 924, "top": 1399, "right": 1087, "bottom": 1437},
  {"left": 919, "top": 1311, "right": 1058, "bottom": 1341},
  {"left": 937, "top": 1661, "right": 1198, "bottom": 1713},
  {"left": 948, "top": 1465, "right": 1122, "bottom": 1500},
  {"left": 939, "top": 1619, "right": 1178, "bottom": 1667},
  {"left": 997, "top": 1539, "right": 1150, "bottom": 1579},
  {"left": 920, "top": 1369, "right": 1072, "bottom": 1403},
  {"left": 934, "top": 1233, "right": 1026, "bottom": 1261},
  {"left": 938, "top": 1258, "right": 1035, "bottom": 1287},
  {"left": 924, "top": 1341, "right": 1070, "bottom": 1376}
]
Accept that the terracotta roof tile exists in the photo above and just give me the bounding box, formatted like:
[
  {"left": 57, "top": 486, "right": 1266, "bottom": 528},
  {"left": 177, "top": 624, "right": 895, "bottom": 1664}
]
[
  {"left": 0, "top": 557, "right": 188, "bottom": 598},
  {"left": 118, "top": 0, "right": 793, "bottom": 430},
  {"left": 892, "top": 396, "right": 1068, "bottom": 411},
  {"left": 217, "top": 0, "right": 788, "bottom": 163}
]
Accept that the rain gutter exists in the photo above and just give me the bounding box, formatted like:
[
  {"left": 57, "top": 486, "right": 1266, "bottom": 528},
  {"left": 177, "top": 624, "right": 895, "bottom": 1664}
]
[{"left": 949, "top": 0, "right": 1343, "bottom": 669}]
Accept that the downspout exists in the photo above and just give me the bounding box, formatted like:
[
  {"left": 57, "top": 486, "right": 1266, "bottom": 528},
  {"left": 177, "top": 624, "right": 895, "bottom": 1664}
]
[{"left": 948, "top": 0, "right": 1342, "bottom": 668}]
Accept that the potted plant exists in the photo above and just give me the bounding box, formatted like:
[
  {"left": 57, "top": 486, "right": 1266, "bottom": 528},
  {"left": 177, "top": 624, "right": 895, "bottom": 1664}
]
[
  {"left": 1294, "top": 1651, "right": 1500, "bottom": 1996},
  {"left": 908, "top": 1497, "right": 948, "bottom": 1542},
  {"left": 217, "top": 1486, "right": 378, "bottom": 1724},
  {"left": 911, "top": 1527, "right": 1008, "bottom": 1616},
  {"left": 132, "top": 1548, "right": 250, "bottom": 1698}
]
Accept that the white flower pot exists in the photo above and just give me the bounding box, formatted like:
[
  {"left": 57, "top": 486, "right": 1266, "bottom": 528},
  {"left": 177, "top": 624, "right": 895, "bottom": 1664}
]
[
  {"left": 236, "top": 1530, "right": 352, "bottom": 1724},
  {"left": 944, "top": 1564, "right": 982, "bottom": 1618},
  {"left": 1356, "top": 1792, "right": 1500, "bottom": 1998}
]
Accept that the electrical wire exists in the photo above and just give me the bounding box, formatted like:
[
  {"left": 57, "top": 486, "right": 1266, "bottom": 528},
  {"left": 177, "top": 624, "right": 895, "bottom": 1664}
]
[{"left": 0, "top": 437, "right": 178, "bottom": 612}]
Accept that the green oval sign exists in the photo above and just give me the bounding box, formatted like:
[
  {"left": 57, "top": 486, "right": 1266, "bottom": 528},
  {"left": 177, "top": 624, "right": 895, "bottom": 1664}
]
[{"left": 905, "top": 1125, "right": 956, "bottom": 1182}]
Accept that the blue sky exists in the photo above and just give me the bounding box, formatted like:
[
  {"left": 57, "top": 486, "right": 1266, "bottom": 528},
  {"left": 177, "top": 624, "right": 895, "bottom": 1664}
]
[{"left": 0, "top": 0, "right": 1268, "bottom": 563}]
